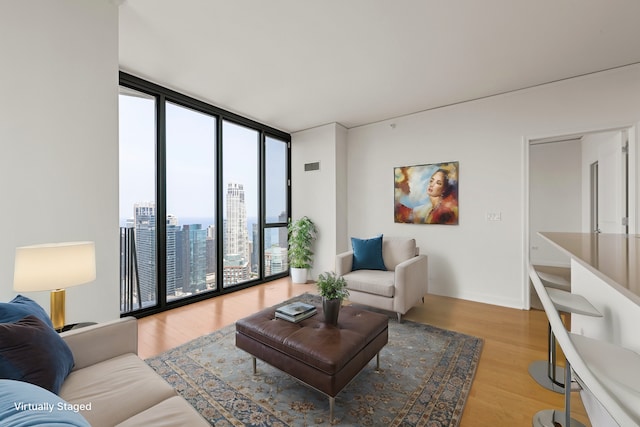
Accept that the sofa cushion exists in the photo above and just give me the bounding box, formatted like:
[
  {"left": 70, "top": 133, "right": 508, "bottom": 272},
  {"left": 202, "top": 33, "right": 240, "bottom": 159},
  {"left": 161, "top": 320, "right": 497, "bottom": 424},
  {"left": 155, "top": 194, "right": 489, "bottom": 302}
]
[
  {"left": 351, "top": 235, "right": 387, "bottom": 271},
  {"left": 59, "top": 353, "right": 177, "bottom": 427},
  {"left": 0, "top": 294, "right": 54, "bottom": 328},
  {"left": 0, "top": 379, "right": 90, "bottom": 426},
  {"left": 0, "top": 315, "right": 74, "bottom": 394},
  {"left": 382, "top": 238, "right": 417, "bottom": 270},
  {"left": 115, "top": 396, "right": 209, "bottom": 427},
  {"left": 343, "top": 270, "right": 396, "bottom": 297}
]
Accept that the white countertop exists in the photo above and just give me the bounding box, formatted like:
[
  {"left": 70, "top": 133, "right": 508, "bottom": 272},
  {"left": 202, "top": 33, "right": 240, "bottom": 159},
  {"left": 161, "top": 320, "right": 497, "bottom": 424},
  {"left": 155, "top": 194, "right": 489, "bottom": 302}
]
[{"left": 539, "top": 232, "right": 640, "bottom": 306}]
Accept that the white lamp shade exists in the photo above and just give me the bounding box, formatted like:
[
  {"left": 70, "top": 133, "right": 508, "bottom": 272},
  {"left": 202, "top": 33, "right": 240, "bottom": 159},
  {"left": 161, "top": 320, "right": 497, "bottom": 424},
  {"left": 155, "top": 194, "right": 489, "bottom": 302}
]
[{"left": 13, "top": 241, "right": 96, "bottom": 292}]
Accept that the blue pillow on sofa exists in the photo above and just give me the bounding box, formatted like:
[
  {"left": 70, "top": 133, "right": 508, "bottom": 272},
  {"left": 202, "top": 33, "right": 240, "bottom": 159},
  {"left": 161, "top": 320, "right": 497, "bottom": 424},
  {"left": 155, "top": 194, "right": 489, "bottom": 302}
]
[
  {"left": 0, "top": 379, "right": 90, "bottom": 426},
  {"left": 351, "top": 235, "right": 387, "bottom": 271},
  {"left": 0, "top": 315, "right": 74, "bottom": 394},
  {"left": 0, "top": 294, "right": 54, "bottom": 328}
]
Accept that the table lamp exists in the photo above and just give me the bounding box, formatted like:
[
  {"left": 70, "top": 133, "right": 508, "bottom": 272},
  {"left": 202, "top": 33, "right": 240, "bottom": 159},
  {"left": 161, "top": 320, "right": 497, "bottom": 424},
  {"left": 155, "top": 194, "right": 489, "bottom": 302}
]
[{"left": 13, "top": 241, "right": 96, "bottom": 331}]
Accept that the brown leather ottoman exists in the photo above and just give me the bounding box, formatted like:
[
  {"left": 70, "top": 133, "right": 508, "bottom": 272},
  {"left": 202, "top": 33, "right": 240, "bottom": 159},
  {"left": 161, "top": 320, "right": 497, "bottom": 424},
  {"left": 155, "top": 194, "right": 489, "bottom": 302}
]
[{"left": 235, "top": 303, "right": 388, "bottom": 420}]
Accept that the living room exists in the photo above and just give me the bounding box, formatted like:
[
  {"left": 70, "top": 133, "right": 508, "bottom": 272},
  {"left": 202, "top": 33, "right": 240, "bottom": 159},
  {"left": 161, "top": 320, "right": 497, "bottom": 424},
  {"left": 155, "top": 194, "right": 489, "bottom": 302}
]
[{"left": 2, "top": 1, "right": 640, "bottom": 425}]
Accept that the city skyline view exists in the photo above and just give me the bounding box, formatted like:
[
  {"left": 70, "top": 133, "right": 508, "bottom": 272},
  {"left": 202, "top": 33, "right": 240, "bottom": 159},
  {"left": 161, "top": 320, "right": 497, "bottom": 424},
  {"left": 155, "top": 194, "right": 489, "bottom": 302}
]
[{"left": 122, "top": 183, "right": 288, "bottom": 312}]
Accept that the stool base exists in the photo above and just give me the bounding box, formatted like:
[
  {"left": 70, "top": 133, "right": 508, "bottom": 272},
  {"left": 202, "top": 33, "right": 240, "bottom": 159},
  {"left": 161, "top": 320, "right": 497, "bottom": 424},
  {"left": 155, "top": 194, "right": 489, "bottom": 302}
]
[
  {"left": 528, "top": 360, "right": 565, "bottom": 393},
  {"left": 532, "top": 409, "right": 586, "bottom": 427}
]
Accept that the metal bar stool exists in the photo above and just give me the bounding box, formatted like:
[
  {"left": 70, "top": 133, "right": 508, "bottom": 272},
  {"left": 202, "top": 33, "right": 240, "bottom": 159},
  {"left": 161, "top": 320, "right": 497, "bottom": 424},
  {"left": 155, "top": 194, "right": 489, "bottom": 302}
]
[
  {"left": 529, "top": 273, "right": 602, "bottom": 393},
  {"left": 530, "top": 267, "right": 589, "bottom": 427}
]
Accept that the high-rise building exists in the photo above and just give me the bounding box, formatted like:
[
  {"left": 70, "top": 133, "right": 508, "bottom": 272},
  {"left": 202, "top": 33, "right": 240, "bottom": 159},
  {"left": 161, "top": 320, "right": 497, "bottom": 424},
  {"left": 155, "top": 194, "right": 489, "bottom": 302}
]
[
  {"left": 206, "top": 225, "right": 216, "bottom": 275},
  {"left": 251, "top": 223, "right": 259, "bottom": 274},
  {"left": 265, "top": 245, "right": 287, "bottom": 276},
  {"left": 224, "top": 182, "right": 251, "bottom": 286},
  {"left": 222, "top": 253, "right": 249, "bottom": 286},
  {"left": 176, "top": 224, "right": 207, "bottom": 295},
  {"left": 166, "top": 215, "right": 178, "bottom": 298},
  {"left": 134, "top": 202, "right": 156, "bottom": 307},
  {"left": 225, "top": 183, "right": 249, "bottom": 260}
]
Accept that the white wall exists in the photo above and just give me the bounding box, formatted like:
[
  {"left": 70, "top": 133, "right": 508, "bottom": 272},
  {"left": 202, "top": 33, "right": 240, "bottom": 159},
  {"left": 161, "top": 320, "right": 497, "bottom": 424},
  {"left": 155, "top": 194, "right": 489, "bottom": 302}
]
[
  {"left": 294, "top": 64, "right": 640, "bottom": 309},
  {"left": 529, "top": 140, "right": 582, "bottom": 267},
  {"left": 291, "top": 123, "right": 348, "bottom": 279},
  {"left": 0, "top": 0, "right": 120, "bottom": 323}
]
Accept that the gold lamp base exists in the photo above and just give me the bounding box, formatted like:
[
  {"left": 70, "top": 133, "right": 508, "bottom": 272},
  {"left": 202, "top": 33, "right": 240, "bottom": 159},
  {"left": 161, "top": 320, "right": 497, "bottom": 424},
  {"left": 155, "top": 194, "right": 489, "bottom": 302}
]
[{"left": 50, "top": 288, "right": 66, "bottom": 331}]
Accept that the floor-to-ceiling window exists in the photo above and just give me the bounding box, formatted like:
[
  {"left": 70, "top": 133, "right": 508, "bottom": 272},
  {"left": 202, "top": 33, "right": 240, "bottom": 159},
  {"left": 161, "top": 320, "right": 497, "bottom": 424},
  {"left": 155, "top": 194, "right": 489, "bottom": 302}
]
[
  {"left": 118, "top": 87, "right": 157, "bottom": 312},
  {"left": 222, "top": 121, "right": 258, "bottom": 288},
  {"left": 118, "top": 72, "right": 291, "bottom": 317},
  {"left": 166, "top": 102, "right": 217, "bottom": 302},
  {"left": 264, "top": 135, "right": 289, "bottom": 278}
]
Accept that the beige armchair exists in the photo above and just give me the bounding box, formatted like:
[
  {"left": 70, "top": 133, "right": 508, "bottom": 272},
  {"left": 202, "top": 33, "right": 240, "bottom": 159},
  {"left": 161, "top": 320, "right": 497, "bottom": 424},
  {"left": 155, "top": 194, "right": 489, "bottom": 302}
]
[{"left": 336, "top": 237, "right": 428, "bottom": 322}]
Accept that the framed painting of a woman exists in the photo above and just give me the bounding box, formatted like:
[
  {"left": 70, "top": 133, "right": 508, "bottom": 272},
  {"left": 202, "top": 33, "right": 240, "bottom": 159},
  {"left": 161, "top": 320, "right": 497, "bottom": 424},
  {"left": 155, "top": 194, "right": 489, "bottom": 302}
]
[{"left": 394, "top": 161, "right": 459, "bottom": 225}]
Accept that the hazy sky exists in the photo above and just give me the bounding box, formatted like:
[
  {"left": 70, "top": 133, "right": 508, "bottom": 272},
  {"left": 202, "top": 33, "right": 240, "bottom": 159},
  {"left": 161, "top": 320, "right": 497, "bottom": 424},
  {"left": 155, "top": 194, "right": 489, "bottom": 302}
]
[{"left": 119, "top": 92, "right": 287, "bottom": 225}]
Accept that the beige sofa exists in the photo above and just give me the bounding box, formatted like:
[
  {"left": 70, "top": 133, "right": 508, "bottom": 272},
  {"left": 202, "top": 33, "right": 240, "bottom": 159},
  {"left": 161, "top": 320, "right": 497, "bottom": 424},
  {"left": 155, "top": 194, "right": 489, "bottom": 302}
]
[
  {"left": 336, "top": 237, "right": 428, "bottom": 322},
  {"left": 59, "top": 317, "right": 209, "bottom": 427}
]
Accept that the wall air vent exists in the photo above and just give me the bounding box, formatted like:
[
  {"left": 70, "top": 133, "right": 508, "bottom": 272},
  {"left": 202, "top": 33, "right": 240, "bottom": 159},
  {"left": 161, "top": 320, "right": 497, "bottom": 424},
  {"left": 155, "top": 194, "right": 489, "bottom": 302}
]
[{"left": 304, "top": 162, "right": 320, "bottom": 172}]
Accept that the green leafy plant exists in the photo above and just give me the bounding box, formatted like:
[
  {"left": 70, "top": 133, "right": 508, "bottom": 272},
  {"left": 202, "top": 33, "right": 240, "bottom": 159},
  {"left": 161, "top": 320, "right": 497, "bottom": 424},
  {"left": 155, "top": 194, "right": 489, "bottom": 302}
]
[
  {"left": 287, "top": 216, "right": 317, "bottom": 269},
  {"left": 316, "top": 271, "right": 350, "bottom": 301}
]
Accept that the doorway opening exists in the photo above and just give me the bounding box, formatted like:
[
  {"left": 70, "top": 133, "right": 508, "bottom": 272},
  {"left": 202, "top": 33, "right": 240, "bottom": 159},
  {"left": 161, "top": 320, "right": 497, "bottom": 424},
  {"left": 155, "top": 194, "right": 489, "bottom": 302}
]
[{"left": 525, "top": 125, "right": 636, "bottom": 308}]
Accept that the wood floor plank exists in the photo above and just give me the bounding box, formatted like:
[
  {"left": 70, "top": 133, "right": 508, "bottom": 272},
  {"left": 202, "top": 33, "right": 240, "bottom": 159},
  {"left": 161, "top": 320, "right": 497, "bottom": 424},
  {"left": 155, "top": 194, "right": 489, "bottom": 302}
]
[{"left": 137, "top": 278, "right": 591, "bottom": 426}]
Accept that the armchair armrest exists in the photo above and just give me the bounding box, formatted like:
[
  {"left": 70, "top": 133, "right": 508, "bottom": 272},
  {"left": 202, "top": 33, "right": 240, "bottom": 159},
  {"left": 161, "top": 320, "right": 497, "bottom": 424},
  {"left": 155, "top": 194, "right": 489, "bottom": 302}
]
[
  {"left": 336, "top": 251, "right": 354, "bottom": 276},
  {"left": 61, "top": 316, "right": 138, "bottom": 371},
  {"left": 393, "top": 254, "right": 429, "bottom": 314}
]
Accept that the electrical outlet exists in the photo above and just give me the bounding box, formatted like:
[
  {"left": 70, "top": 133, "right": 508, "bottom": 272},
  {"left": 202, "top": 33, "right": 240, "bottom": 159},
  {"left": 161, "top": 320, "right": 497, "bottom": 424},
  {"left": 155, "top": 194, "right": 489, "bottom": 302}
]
[{"left": 486, "top": 212, "right": 502, "bottom": 221}]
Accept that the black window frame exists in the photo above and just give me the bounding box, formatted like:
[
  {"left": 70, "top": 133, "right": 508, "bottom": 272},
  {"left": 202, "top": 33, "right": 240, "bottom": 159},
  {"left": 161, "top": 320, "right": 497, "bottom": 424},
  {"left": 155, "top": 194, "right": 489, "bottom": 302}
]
[{"left": 119, "top": 71, "right": 291, "bottom": 318}]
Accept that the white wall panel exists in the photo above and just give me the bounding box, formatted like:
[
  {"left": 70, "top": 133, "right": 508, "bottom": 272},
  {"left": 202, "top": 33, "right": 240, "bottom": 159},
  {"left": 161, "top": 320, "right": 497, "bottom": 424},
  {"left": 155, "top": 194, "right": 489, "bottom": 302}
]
[{"left": 0, "top": 0, "right": 119, "bottom": 323}]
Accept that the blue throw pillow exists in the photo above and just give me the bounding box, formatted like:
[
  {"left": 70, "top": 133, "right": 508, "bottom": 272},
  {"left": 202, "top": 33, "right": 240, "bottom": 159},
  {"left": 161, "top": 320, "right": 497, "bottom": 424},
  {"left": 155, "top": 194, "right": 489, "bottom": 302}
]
[
  {"left": 0, "top": 294, "right": 54, "bottom": 329},
  {"left": 0, "top": 379, "right": 90, "bottom": 426},
  {"left": 351, "top": 235, "right": 387, "bottom": 271},
  {"left": 0, "top": 315, "right": 74, "bottom": 394}
]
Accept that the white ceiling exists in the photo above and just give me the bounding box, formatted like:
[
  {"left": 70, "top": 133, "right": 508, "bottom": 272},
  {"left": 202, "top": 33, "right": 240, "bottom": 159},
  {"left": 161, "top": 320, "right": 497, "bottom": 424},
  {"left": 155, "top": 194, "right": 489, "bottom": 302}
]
[{"left": 118, "top": 0, "right": 640, "bottom": 134}]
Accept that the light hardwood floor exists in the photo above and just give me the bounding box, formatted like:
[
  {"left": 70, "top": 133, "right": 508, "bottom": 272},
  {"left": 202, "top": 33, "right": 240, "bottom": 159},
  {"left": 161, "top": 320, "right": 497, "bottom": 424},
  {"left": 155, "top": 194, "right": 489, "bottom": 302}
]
[{"left": 138, "top": 278, "right": 590, "bottom": 426}]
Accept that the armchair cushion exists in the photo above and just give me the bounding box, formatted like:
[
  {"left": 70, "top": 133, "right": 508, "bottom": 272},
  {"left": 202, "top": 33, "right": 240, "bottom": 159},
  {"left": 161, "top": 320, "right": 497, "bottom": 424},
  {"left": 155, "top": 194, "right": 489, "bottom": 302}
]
[
  {"left": 351, "top": 235, "right": 387, "bottom": 271},
  {"left": 342, "top": 270, "right": 395, "bottom": 297},
  {"left": 382, "top": 238, "right": 417, "bottom": 270}
]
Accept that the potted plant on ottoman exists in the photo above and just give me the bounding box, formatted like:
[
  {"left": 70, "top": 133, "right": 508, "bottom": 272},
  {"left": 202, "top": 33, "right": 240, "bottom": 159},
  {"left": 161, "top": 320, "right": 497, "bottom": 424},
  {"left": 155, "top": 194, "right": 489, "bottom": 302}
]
[
  {"left": 287, "top": 216, "right": 317, "bottom": 283},
  {"left": 316, "top": 271, "right": 349, "bottom": 326}
]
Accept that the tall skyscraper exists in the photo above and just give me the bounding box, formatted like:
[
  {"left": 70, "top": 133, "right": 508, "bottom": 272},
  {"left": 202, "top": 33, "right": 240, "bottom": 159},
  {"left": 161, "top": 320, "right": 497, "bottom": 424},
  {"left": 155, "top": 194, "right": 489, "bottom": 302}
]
[
  {"left": 166, "top": 215, "right": 178, "bottom": 298},
  {"left": 223, "top": 182, "right": 250, "bottom": 286},
  {"left": 206, "top": 225, "right": 216, "bottom": 275},
  {"left": 225, "top": 182, "right": 249, "bottom": 260},
  {"left": 176, "top": 224, "right": 207, "bottom": 295},
  {"left": 251, "top": 223, "right": 259, "bottom": 274},
  {"left": 134, "top": 201, "right": 156, "bottom": 307}
]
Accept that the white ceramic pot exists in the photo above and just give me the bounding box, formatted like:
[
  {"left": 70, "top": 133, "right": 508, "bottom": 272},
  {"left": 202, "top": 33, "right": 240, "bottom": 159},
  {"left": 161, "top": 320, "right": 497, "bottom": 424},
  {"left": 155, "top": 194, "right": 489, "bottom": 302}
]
[{"left": 290, "top": 267, "right": 308, "bottom": 284}]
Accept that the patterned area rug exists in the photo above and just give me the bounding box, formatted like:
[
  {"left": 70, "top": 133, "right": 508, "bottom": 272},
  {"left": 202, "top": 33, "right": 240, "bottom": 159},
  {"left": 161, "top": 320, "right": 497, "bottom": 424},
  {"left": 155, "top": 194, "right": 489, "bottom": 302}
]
[{"left": 146, "top": 294, "right": 483, "bottom": 426}]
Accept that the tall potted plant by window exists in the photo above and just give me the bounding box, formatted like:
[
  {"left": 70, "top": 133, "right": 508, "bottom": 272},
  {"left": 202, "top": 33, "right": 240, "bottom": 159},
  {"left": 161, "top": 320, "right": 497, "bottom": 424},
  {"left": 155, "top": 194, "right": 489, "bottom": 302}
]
[{"left": 287, "top": 216, "right": 317, "bottom": 283}]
